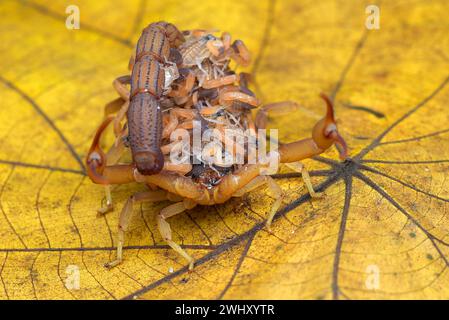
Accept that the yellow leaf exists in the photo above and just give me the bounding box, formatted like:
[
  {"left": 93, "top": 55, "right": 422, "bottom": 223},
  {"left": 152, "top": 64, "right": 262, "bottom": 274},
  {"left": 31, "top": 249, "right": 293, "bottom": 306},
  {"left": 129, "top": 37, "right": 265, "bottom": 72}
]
[{"left": 1, "top": 0, "right": 449, "bottom": 300}]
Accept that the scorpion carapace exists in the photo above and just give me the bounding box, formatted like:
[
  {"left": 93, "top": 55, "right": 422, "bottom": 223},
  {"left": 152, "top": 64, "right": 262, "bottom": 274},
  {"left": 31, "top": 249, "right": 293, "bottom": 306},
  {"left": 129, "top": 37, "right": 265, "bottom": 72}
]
[{"left": 128, "top": 21, "right": 184, "bottom": 175}]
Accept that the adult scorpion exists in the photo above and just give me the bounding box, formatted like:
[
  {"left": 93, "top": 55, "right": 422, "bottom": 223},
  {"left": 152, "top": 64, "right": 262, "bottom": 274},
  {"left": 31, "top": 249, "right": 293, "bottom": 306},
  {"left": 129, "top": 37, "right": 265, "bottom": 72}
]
[{"left": 86, "top": 22, "right": 348, "bottom": 270}]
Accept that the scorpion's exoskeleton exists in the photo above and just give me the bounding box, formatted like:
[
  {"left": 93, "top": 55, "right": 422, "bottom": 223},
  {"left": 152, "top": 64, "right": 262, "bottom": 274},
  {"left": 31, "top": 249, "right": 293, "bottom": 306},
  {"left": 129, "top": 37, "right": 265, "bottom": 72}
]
[
  {"left": 128, "top": 22, "right": 185, "bottom": 175},
  {"left": 86, "top": 22, "right": 348, "bottom": 270}
]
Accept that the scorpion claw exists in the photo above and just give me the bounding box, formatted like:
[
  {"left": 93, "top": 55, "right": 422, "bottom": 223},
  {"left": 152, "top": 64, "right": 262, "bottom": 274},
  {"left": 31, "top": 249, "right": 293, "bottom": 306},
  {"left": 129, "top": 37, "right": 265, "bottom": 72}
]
[
  {"left": 330, "top": 130, "right": 348, "bottom": 160},
  {"left": 314, "top": 93, "right": 349, "bottom": 160},
  {"left": 86, "top": 116, "right": 115, "bottom": 185}
]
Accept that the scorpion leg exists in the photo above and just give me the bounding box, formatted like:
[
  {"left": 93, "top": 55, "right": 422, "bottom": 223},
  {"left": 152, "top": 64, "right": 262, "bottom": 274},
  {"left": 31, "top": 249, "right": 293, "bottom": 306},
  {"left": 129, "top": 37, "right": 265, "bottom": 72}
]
[
  {"left": 255, "top": 101, "right": 320, "bottom": 130},
  {"left": 105, "top": 190, "right": 168, "bottom": 269},
  {"left": 265, "top": 177, "right": 284, "bottom": 230},
  {"left": 202, "top": 74, "right": 238, "bottom": 89},
  {"left": 112, "top": 75, "right": 131, "bottom": 100},
  {"left": 284, "top": 162, "right": 324, "bottom": 198},
  {"left": 157, "top": 199, "right": 197, "bottom": 270},
  {"left": 105, "top": 134, "right": 126, "bottom": 166},
  {"left": 206, "top": 38, "right": 225, "bottom": 57},
  {"left": 216, "top": 124, "right": 246, "bottom": 158},
  {"left": 221, "top": 32, "right": 232, "bottom": 50},
  {"left": 232, "top": 176, "right": 284, "bottom": 230},
  {"left": 182, "top": 29, "right": 216, "bottom": 39},
  {"left": 97, "top": 124, "right": 127, "bottom": 215},
  {"left": 104, "top": 97, "right": 125, "bottom": 117},
  {"left": 161, "top": 140, "right": 183, "bottom": 155},
  {"left": 169, "top": 70, "right": 195, "bottom": 99},
  {"left": 162, "top": 109, "right": 179, "bottom": 139},
  {"left": 196, "top": 57, "right": 208, "bottom": 78},
  {"left": 231, "top": 175, "right": 267, "bottom": 197},
  {"left": 104, "top": 75, "right": 131, "bottom": 136},
  {"left": 245, "top": 111, "right": 257, "bottom": 135},
  {"left": 199, "top": 105, "right": 223, "bottom": 117},
  {"left": 163, "top": 108, "right": 196, "bottom": 139},
  {"left": 113, "top": 99, "right": 130, "bottom": 138},
  {"left": 177, "top": 120, "right": 193, "bottom": 130},
  {"left": 164, "top": 163, "right": 192, "bottom": 175},
  {"left": 229, "top": 40, "right": 250, "bottom": 66},
  {"left": 219, "top": 90, "right": 259, "bottom": 108},
  {"left": 97, "top": 185, "right": 114, "bottom": 216}
]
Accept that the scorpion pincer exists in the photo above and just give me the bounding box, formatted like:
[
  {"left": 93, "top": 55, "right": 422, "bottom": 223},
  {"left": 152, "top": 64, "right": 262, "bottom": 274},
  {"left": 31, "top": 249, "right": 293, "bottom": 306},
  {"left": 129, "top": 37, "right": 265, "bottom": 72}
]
[{"left": 128, "top": 22, "right": 184, "bottom": 175}]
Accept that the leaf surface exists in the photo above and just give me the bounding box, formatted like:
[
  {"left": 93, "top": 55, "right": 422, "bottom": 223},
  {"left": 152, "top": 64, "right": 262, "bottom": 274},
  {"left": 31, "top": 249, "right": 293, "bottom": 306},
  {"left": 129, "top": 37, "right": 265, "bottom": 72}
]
[{"left": 0, "top": 0, "right": 448, "bottom": 299}]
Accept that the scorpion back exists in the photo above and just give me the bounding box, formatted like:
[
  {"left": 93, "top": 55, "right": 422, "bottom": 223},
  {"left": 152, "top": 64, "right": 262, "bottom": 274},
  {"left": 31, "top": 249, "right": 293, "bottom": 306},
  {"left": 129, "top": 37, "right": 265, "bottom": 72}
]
[{"left": 128, "top": 22, "right": 184, "bottom": 175}]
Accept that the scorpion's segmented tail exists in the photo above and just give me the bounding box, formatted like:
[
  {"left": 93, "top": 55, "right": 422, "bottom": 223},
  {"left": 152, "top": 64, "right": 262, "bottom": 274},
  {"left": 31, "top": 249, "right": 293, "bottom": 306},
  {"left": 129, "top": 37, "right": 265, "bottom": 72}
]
[
  {"left": 128, "top": 94, "right": 164, "bottom": 175},
  {"left": 128, "top": 21, "right": 185, "bottom": 175}
]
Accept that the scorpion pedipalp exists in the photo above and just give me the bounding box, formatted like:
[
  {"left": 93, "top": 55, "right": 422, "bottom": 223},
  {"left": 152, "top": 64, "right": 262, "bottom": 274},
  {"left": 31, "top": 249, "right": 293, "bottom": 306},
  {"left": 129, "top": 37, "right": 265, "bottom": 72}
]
[
  {"left": 317, "top": 93, "right": 348, "bottom": 160},
  {"left": 277, "top": 93, "right": 348, "bottom": 163}
]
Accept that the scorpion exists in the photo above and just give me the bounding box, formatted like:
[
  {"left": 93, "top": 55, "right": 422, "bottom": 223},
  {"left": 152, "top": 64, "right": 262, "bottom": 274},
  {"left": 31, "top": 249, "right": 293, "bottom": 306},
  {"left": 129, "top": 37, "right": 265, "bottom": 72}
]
[{"left": 86, "top": 22, "right": 348, "bottom": 270}]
